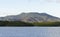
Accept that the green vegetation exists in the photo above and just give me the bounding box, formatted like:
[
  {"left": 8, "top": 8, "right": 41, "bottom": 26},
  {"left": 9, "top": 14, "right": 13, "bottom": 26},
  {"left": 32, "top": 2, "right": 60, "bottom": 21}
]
[
  {"left": 32, "top": 22, "right": 60, "bottom": 26},
  {"left": 0, "top": 21, "right": 60, "bottom": 26},
  {"left": 0, "top": 21, "right": 34, "bottom": 26}
]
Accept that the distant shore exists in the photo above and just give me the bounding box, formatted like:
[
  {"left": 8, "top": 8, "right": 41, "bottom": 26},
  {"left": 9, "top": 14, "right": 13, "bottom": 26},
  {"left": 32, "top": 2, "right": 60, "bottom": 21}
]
[{"left": 0, "top": 21, "right": 60, "bottom": 26}]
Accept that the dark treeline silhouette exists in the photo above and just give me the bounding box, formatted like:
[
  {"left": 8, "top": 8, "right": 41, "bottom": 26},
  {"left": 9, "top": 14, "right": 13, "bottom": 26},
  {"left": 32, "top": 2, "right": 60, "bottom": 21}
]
[
  {"left": 0, "top": 21, "right": 60, "bottom": 26},
  {"left": 0, "top": 21, "right": 34, "bottom": 26}
]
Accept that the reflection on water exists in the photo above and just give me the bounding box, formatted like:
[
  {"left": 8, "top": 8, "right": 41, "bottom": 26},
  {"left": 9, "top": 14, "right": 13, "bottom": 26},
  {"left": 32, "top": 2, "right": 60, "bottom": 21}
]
[{"left": 0, "top": 27, "right": 60, "bottom": 37}]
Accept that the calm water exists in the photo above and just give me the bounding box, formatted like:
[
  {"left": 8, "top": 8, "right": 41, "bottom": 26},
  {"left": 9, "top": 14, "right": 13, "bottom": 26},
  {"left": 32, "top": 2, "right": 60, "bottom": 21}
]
[{"left": 0, "top": 27, "right": 60, "bottom": 37}]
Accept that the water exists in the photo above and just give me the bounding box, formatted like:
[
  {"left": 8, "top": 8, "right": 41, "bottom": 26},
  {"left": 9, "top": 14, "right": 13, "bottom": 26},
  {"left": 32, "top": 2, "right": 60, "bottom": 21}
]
[{"left": 0, "top": 27, "right": 60, "bottom": 37}]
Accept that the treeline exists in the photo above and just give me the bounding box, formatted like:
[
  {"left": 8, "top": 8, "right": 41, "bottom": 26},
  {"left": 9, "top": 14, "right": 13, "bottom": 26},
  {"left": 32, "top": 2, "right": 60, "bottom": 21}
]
[
  {"left": 0, "top": 21, "right": 60, "bottom": 26},
  {"left": 0, "top": 21, "right": 34, "bottom": 26},
  {"left": 32, "top": 22, "right": 60, "bottom": 26}
]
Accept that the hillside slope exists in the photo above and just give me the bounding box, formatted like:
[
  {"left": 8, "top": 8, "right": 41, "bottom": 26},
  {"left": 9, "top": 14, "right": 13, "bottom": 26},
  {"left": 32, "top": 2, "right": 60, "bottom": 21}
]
[{"left": 0, "top": 12, "right": 60, "bottom": 23}]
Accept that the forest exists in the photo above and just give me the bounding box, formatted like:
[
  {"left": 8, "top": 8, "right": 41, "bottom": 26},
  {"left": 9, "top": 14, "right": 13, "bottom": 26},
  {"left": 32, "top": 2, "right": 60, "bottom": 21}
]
[{"left": 0, "top": 21, "right": 60, "bottom": 26}]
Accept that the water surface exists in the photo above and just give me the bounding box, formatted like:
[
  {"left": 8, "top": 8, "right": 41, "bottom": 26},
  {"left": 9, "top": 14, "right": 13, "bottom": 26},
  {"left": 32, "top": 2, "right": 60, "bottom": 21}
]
[{"left": 0, "top": 27, "right": 60, "bottom": 37}]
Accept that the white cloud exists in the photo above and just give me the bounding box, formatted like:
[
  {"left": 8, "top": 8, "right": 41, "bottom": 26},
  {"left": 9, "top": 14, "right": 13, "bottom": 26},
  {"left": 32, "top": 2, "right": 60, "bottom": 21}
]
[
  {"left": 56, "top": 0, "right": 60, "bottom": 3},
  {"left": 46, "top": 0, "right": 55, "bottom": 2},
  {"left": 45, "top": 0, "right": 60, "bottom": 3}
]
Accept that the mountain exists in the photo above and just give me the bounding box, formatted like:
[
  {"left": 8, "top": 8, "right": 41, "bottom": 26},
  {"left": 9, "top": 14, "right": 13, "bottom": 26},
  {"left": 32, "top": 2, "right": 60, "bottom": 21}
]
[{"left": 0, "top": 12, "right": 60, "bottom": 23}]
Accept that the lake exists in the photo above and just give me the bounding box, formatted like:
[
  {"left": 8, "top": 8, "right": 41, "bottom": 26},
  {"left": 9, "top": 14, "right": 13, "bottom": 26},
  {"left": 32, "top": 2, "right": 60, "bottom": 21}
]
[{"left": 0, "top": 27, "right": 60, "bottom": 37}]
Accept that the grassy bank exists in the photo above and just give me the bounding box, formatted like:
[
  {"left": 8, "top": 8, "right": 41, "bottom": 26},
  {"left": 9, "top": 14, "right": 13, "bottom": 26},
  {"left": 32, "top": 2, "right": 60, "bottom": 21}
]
[{"left": 32, "top": 22, "right": 60, "bottom": 26}]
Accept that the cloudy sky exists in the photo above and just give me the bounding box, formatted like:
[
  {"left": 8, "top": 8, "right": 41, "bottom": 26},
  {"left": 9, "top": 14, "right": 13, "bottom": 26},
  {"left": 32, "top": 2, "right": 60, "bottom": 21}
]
[{"left": 0, "top": 0, "right": 60, "bottom": 17}]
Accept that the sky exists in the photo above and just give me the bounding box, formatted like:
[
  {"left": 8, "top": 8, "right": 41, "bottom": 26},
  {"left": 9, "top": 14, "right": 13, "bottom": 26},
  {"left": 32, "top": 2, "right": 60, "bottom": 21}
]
[{"left": 0, "top": 0, "right": 60, "bottom": 17}]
